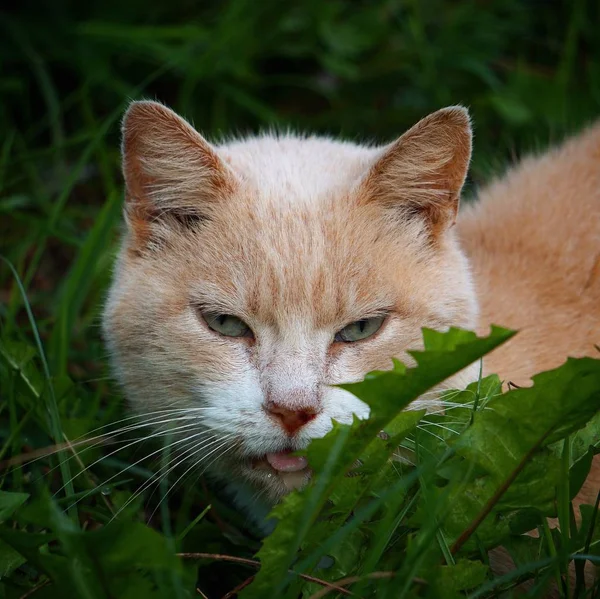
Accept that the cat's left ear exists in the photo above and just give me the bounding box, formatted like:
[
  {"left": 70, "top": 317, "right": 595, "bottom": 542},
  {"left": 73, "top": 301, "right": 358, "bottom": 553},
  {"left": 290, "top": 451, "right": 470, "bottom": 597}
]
[
  {"left": 121, "top": 100, "right": 236, "bottom": 249},
  {"left": 360, "top": 106, "right": 472, "bottom": 235}
]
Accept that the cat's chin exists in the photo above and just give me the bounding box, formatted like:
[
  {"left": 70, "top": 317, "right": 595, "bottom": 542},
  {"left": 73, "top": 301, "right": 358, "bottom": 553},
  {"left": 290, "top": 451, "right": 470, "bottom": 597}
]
[{"left": 211, "top": 454, "right": 312, "bottom": 535}]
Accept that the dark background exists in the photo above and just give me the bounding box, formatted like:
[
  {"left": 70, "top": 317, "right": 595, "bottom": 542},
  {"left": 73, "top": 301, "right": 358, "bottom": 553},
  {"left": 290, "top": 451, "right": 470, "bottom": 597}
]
[{"left": 4, "top": 0, "right": 600, "bottom": 328}]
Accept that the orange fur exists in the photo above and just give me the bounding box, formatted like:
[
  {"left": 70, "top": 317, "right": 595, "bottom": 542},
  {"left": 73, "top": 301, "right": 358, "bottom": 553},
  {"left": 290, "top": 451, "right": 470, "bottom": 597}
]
[
  {"left": 459, "top": 122, "right": 600, "bottom": 384},
  {"left": 458, "top": 123, "right": 600, "bottom": 509},
  {"left": 103, "top": 102, "right": 599, "bottom": 591}
]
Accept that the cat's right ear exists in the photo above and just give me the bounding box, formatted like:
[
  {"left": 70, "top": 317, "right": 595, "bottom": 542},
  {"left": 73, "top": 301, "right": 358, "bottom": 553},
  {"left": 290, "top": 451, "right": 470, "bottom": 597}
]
[
  {"left": 359, "top": 106, "right": 472, "bottom": 238},
  {"left": 121, "top": 100, "right": 235, "bottom": 250}
]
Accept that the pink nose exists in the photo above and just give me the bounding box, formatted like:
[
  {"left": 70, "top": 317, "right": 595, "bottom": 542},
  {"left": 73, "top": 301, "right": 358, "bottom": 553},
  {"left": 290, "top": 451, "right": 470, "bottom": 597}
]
[{"left": 265, "top": 401, "right": 318, "bottom": 435}]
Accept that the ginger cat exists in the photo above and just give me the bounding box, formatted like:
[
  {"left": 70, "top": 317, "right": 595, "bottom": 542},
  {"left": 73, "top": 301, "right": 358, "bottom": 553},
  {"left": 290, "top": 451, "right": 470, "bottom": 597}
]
[{"left": 102, "top": 101, "right": 599, "bottom": 534}]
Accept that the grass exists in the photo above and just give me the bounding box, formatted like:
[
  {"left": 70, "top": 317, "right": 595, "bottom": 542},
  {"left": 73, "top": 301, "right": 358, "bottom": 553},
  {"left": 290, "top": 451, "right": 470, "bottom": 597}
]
[{"left": 1, "top": 1, "right": 600, "bottom": 597}]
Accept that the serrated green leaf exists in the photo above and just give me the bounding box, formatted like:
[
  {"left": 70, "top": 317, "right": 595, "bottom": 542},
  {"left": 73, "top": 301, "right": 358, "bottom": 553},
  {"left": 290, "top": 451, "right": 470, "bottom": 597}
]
[
  {"left": 438, "top": 357, "right": 600, "bottom": 554},
  {"left": 242, "top": 327, "right": 513, "bottom": 599},
  {"left": 454, "top": 358, "right": 600, "bottom": 480}
]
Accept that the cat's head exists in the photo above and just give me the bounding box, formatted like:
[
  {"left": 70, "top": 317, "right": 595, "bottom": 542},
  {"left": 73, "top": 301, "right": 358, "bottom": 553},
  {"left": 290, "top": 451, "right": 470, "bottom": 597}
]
[{"left": 102, "top": 101, "right": 478, "bottom": 503}]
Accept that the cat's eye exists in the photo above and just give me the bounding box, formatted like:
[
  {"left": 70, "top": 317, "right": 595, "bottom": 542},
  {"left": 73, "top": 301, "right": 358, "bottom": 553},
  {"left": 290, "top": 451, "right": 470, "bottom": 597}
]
[
  {"left": 335, "top": 315, "right": 386, "bottom": 343},
  {"left": 202, "top": 312, "right": 252, "bottom": 338}
]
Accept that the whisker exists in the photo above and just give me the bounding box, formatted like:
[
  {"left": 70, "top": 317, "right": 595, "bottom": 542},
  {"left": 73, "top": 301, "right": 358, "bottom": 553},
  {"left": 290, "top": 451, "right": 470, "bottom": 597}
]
[
  {"left": 66, "top": 433, "right": 211, "bottom": 516},
  {"left": 145, "top": 436, "right": 236, "bottom": 524},
  {"left": 61, "top": 427, "right": 217, "bottom": 510},
  {"left": 114, "top": 434, "right": 235, "bottom": 523},
  {"left": 418, "top": 421, "right": 462, "bottom": 435},
  {"left": 427, "top": 401, "right": 496, "bottom": 416},
  {"left": 70, "top": 407, "right": 219, "bottom": 443},
  {"left": 419, "top": 419, "right": 464, "bottom": 426},
  {"left": 12, "top": 410, "right": 215, "bottom": 474},
  {"left": 415, "top": 426, "right": 445, "bottom": 443},
  {"left": 48, "top": 421, "right": 203, "bottom": 493},
  {"left": 17, "top": 425, "right": 193, "bottom": 488},
  {"left": 26, "top": 415, "right": 208, "bottom": 475},
  {"left": 110, "top": 436, "right": 217, "bottom": 522}
]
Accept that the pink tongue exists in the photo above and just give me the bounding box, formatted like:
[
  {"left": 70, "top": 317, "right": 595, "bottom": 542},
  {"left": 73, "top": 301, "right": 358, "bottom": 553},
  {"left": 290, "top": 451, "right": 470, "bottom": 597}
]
[{"left": 266, "top": 451, "right": 308, "bottom": 473}]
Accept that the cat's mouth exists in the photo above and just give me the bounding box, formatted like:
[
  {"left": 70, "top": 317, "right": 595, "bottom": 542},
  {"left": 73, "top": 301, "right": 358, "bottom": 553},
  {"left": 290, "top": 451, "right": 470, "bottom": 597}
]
[
  {"left": 249, "top": 449, "right": 311, "bottom": 492},
  {"left": 264, "top": 450, "right": 308, "bottom": 472}
]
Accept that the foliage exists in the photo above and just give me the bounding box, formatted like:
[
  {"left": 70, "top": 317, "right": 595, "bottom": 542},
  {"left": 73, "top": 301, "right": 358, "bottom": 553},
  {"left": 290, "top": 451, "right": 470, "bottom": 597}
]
[
  {"left": 1, "top": 0, "right": 600, "bottom": 597},
  {"left": 1, "top": 324, "right": 599, "bottom": 597},
  {"left": 240, "top": 328, "right": 600, "bottom": 598}
]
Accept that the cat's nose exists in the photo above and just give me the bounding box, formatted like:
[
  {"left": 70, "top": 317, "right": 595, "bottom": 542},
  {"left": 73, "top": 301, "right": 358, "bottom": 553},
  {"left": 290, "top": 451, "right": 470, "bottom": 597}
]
[{"left": 265, "top": 401, "right": 318, "bottom": 435}]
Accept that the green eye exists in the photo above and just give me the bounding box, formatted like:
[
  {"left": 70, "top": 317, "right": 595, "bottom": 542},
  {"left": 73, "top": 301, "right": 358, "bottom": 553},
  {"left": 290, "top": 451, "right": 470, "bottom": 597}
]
[
  {"left": 335, "top": 315, "right": 386, "bottom": 343},
  {"left": 203, "top": 313, "right": 251, "bottom": 338}
]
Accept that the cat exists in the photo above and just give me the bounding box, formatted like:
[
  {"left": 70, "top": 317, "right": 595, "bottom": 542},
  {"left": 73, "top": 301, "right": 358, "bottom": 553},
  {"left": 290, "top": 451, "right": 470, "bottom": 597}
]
[{"left": 102, "top": 100, "right": 599, "bottom": 527}]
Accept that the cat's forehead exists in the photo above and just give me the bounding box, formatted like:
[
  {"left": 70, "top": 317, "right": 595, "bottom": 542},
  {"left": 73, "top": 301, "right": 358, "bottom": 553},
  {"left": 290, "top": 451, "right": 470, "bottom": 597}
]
[
  {"left": 218, "top": 135, "right": 380, "bottom": 204},
  {"left": 184, "top": 196, "right": 423, "bottom": 330},
  {"left": 191, "top": 241, "right": 398, "bottom": 330}
]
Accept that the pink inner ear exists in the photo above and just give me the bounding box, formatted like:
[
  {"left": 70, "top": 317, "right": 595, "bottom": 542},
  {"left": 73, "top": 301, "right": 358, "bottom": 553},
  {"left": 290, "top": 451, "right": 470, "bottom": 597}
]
[
  {"left": 120, "top": 101, "right": 237, "bottom": 244},
  {"left": 358, "top": 106, "right": 472, "bottom": 235}
]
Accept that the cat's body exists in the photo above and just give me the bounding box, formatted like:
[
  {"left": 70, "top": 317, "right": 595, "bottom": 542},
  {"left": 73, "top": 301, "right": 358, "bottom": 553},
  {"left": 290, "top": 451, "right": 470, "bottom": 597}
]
[
  {"left": 460, "top": 123, "right": 600, "bottom": 386},
  {"left": 102, "top": 101, "right": 599, "bottom": 534},
  {"left": 459, "top": 122, "right": 600, "bottom": 515}
]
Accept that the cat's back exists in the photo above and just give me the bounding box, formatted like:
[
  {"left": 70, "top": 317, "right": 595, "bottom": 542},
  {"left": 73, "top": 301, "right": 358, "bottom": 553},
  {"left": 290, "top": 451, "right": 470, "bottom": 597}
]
[{"left": 457, "top": 121, "right": 600, "bottom": 384}]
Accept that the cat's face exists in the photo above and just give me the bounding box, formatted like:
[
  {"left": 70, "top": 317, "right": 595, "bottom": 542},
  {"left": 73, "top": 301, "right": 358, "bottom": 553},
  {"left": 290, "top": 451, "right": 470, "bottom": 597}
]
[{"left": 103, "top": 102, "right": 478, "bottom": 502}]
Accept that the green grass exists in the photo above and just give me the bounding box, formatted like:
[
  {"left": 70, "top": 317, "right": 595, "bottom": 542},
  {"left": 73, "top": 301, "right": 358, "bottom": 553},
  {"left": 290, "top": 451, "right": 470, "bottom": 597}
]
[{"left": 1, "top": 1, "right": 600, "bottom": 597}]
